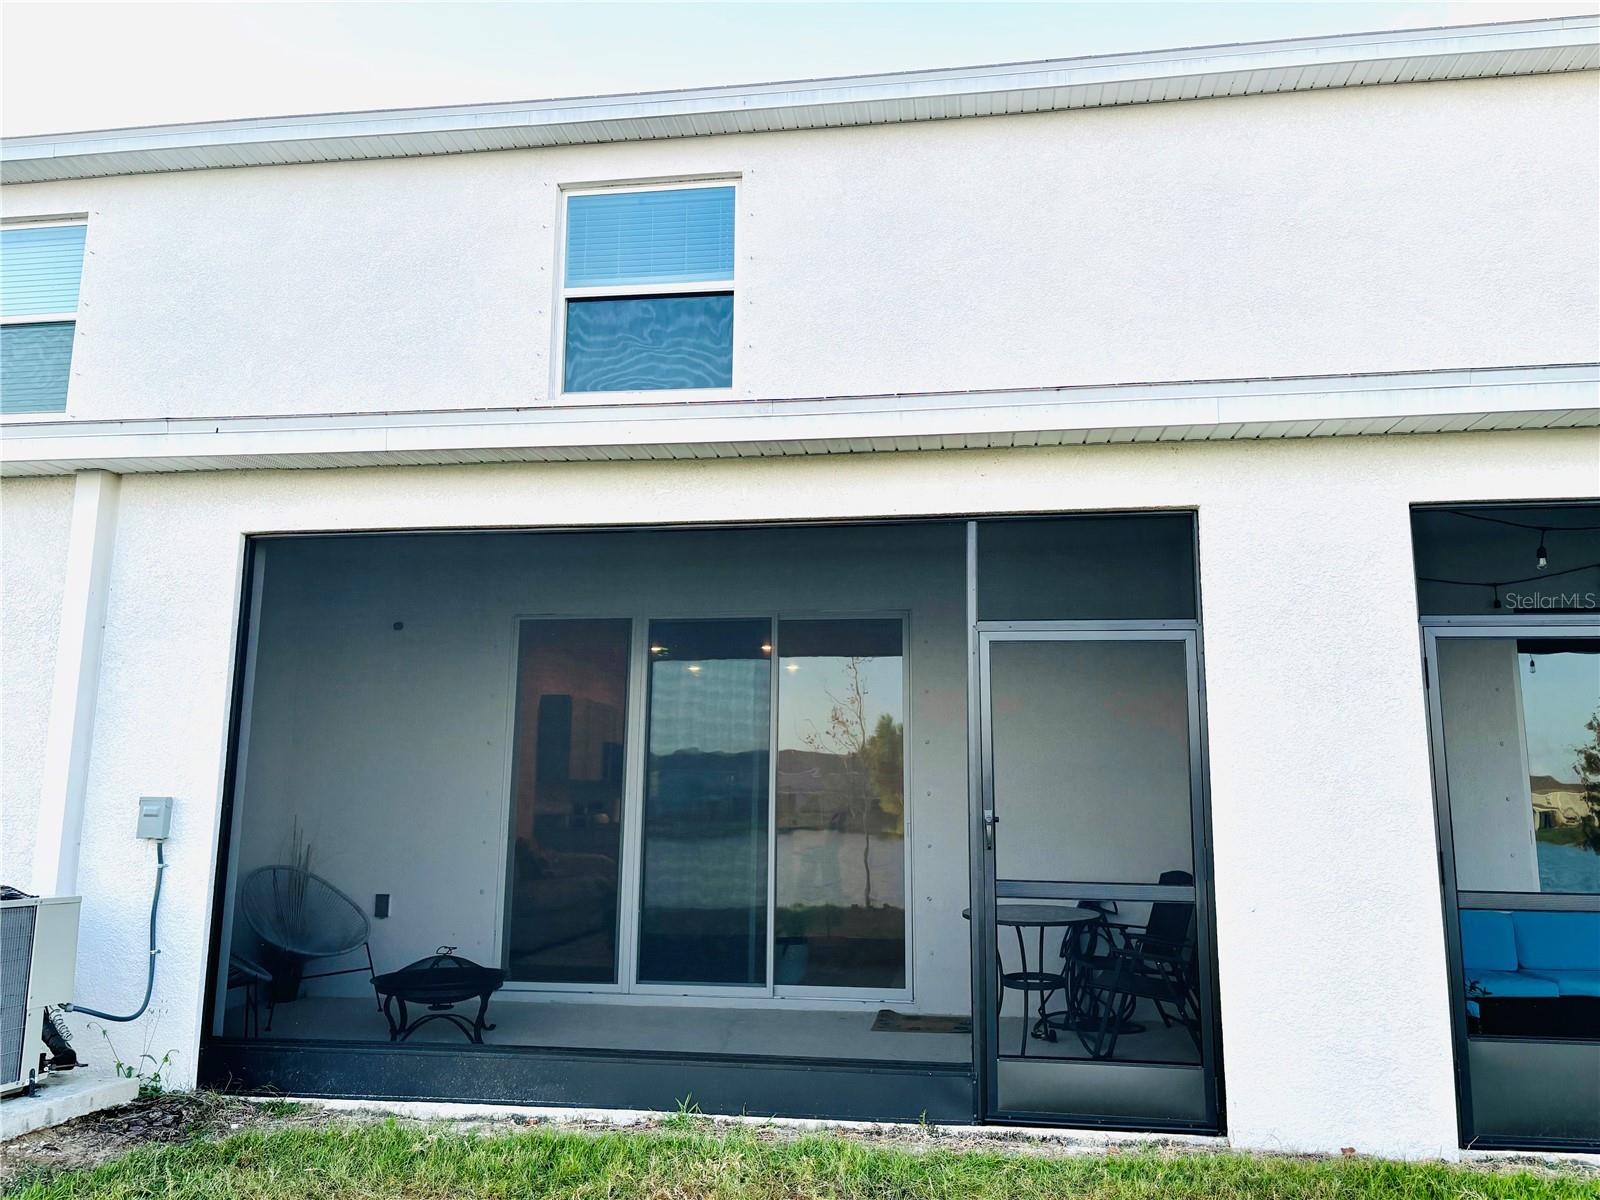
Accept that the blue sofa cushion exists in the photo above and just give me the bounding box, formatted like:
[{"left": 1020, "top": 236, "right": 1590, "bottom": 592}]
[
  {"left": 1464, "top": 968, "right": 1559, "bottom": 998},
  {"left": 1512, "top": 911, "right": 1600, "bottom": 972},
  {"left": 1460, "top": 910, "right": 1519, "bottom": 972},
  {"left": 1524, "top": 969, "right": 1600, "bottom": 997}
]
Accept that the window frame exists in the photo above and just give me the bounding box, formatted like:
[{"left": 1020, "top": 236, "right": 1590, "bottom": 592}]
[
  {"left": 0, "top": 215, "right": 88, "bottom": 419},
  {"left": 551, "top": 177, "right": 740, "bottom": 405}
]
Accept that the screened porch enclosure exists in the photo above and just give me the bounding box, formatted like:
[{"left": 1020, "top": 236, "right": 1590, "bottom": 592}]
[
  {"left": 203, "top": 515, "right": 1222, "bottom": 1129},
  {"left": 214, "top": 523, "right": 970, "bottom": 1064}
]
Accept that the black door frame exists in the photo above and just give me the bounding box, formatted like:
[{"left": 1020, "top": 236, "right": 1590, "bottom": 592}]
[
  {"left": 1421, "top": 614, "right": 1600, "bottom": 1152},
  {"left": 961, "top": 520, "right": 1223, "bottom": 1133}
]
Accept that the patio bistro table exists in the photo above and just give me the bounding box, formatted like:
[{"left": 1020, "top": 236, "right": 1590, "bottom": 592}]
[{"left": 964, "top": 904, "right": 1100, "bottom": 1056}]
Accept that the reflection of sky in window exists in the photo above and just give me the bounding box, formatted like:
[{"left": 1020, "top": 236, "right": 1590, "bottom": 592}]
[
  {"left": 778, "top": 656, "right": 903, "bottom": 752},
  {"left": 1520, "top": 650, "right": 1600, "bottom": 780},
  {"left": 648, "top": 660, "right": 769, "bottom": 754}
]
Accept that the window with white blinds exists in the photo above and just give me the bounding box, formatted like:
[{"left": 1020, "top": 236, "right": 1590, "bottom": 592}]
[
  {"left": 560, "top": 183, "right": 735, "bottom": 394},
  {"left": 1, "top": 222, "right": 87, "bottom": 414}
]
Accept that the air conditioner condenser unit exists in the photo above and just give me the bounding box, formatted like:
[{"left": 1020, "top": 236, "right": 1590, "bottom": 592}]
[{"left": 1, "top": 895, "right": 81, "bottom": 1095}]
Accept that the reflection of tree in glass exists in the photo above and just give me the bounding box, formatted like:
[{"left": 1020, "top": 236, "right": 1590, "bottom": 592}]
[
  {"left": 1571, "top": 710, "right": 1600, "bottom": 856},
  {"left": 799, "top": 657, "right": 904, "bottom": 909}
]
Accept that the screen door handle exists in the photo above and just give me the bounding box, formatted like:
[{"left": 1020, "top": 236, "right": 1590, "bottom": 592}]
[{"left": 983, "top": 808, "right": 997, "bottom": 850}]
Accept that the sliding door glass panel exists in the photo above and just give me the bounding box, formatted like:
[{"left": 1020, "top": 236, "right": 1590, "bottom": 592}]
[
  {"left": 991, "top": 639, "right": 1194, "bottom": 886},
  {"left": 506, "top": 619, "right": 631, "bottom": 984},
  {"left": 977, "top": 515, "right": 1196, "bottom": 622},
  {"left": 639, "top": 619, "right": 772, "bottom": 986},
  {"left": 775, "top": 619, "right": 906, "bottom": 990},
  {"left": 1437, "top": 638, "right": 1600, "bottom": 895}
]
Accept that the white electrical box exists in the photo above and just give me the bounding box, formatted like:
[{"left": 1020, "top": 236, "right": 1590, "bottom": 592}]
[{"left": 136, "top": 796, "right": 173, "bottom": 840}]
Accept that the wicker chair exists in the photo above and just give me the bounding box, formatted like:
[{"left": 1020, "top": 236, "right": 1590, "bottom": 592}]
[{"left": 240, "top": 865, "right": 377, "bottom": 1030}]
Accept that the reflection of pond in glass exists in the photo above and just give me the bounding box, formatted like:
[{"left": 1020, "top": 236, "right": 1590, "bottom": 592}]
[
  {"left": 776, "top": 829, "right": 906, "bottom": 909},
  {"left": 641, "top": 831, "right": 906, "bottom": 909},
  {"left": 1537, "top": 840, "right": 1600, "bottom": 893}
]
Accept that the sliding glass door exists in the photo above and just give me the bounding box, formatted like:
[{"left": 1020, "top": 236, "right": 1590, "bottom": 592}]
[
  {"left": 1426, "top": 624, "right": 1600, "bottom": 1149},
  {"left": 535, "top": 614, "right": 911, "bottom": 995},
  {"left": 638, "top": 619, "right": 773, "bottom": 987}
]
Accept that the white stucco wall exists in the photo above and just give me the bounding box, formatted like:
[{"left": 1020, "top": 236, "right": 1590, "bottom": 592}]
[
  {"left": 19, "top": 426, "right": 1594, "bottom": 1156},
  {"left": 2, "top": 72, "right": 1596, "bottom": 420},
  {"left": 0, "top": 476, "right": 73, "bottom": 888}
]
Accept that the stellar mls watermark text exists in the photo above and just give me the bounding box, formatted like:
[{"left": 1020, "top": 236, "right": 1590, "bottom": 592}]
[{"left": 1503, "top": 591, "right": 1598, "bottom": 610}]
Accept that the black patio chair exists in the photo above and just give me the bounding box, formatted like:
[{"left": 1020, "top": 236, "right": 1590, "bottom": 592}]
[
  {"left": 1073, "top": 870, "right": 1201, "bottom": 1060},
  {"left": 1058, "top": 898, "right": 1136, "bottom": 1027},
  {"left": 240, "top": 865, "right": 379, "bottom": 1030}
]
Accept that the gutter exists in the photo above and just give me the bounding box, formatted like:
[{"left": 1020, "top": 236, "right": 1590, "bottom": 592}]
[
  {"left": 3, "top": 364, "right": 1595, "bottom": 477},
  {"left": 3, "top": 16, "right": 1595, "bottom": 184}
]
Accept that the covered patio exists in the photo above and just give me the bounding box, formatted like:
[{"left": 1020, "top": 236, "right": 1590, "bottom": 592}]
[{"left": 202, "top": 514, "right": 1218, "bottom": 1128}]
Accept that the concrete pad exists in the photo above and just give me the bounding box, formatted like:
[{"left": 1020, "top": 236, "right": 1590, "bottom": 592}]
[{"left": 0, "top": 1067, "right": 138, "bottom": 1141}]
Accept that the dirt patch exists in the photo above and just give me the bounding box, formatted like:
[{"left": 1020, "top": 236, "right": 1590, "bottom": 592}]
[{"left": 1, "top": 1092, "right": 258, "bottom": 1184}]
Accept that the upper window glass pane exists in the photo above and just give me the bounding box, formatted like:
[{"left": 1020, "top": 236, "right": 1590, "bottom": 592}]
[
  {"left": 1413, "top": 505, "right": 1600, "bottom": 617},
  {"left": 565, "top": 187, "right": 735, "bottom": 288},
  {"left": 1437, "top": 636, "right": 1600, "bottom": 895},
  {"left": 0, "top": 321, "right": 74, "bottom": 414},
  {"left": 564, "top": 294, "right": 733, "bottom": 392},
  {"left": 1, "top": 225, "right": 86, "bottom": 317},
  {"left": 977, "top": 515, "right": 1197, "bottom": 622}
]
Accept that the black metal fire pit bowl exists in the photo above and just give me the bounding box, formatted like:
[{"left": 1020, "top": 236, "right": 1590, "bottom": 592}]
[{"left": 372, "top": 948, "right": 507, "bottom": 1044}]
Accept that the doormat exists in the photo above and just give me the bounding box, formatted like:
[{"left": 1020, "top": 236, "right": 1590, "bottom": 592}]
[{"left": 871, "top": 1010, "right": 971, "bottom": 1035}]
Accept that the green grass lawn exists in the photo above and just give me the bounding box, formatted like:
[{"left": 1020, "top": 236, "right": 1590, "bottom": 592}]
[{"left": 7, "top": 1119, "right": 1595, "bottom": 1200}]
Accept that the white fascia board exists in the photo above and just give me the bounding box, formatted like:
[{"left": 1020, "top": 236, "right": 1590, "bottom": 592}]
[
  {"left": 4, "top": 17, "right": 1596, "bottom": 184},
  {"left": 1, "top": 364, "right": 1595, "bottom": 476}
]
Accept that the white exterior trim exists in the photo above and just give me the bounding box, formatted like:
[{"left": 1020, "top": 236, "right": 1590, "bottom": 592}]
[
  {"left": 3, "top": 17, "right": 1594, "bottom": 184},
  {"left": 2, "top": 364, "right": 1594, "bottom": 477},
  {"left": 32, "top": 469, "right": 119, "bottom": 896}
]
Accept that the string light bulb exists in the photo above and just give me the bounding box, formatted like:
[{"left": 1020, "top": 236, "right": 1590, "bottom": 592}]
[{"left": 1535, "top": 531, "right": 1549, "bottom": 571}]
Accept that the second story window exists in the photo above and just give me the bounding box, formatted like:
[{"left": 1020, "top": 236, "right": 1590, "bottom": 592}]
[
  {"left": 560, "top": 183, "right": 735, "bottom": 395},
  {"left": 0, "top": 221, "right": 87, "bottom": 415}
]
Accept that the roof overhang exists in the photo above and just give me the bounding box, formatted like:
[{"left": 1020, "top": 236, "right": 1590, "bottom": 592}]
[
  {"left": 3, "top": 16, "right": 1596, "bottom": 185},
  {"left": 2, "top": 364, "right": 1594, "bottom": 477}
]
